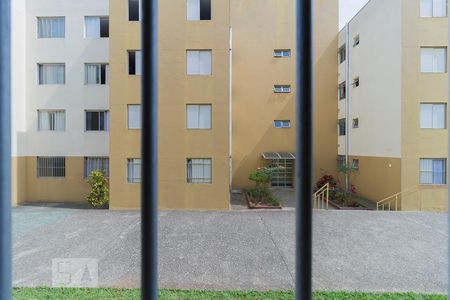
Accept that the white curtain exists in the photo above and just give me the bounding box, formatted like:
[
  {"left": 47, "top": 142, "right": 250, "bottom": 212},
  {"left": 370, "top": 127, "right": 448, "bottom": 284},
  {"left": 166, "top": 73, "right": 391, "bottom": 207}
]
[
  {"left": 54, "top": 111, "right": 65, "bottom": 131},
  {"left": 38, "top": 111, "right": 50, "bottom": 131},
  {"left": 433, "top": 0, "right": 447, "bottom": 17},
  {"left": 199, "top": 51, "right": 212, "bottom": 75},
  {"left": 86, "top": 64, "right": 100, "bottom": 84},
  {"left": 39, "top": 64, "right": 65, "bottom": 84},
  {"left": 38, "top": 111, "right": 65, "bottom": 131},
  {"left": 420, "top": 0, "right": 433, "bottom": 17},
  {"left": 198, "top": 105, "right": 211, "bottom": 129},
  {"left": 135, "top": 51, "right": 142, "bottom": 75},
  {"left": 128, "top": 159, "right": 141, "bottom": 183},
  {"left": 105, "top": 64, "right": 110, "bottom": 84},
  {"left": 420, "top": 104, "right": 433, "bottom": 128},
  {"left": 85, "top": 158, "right": 109, "bottom": 177},
  {"left": 186, "top": 105, "right": 199, "bottom": 128},
  {"left": 128, "top": 105, "right": 141, "bottom": 129},
  {"left": 187, "top": 0, "right": 200, "bottom": 20},
  {"left": 186, "top": 51, "right": 200, "bottom": 75},
  {"left": 420, "top": 159, "right": 433, "bottom": 184},
  {"left": 433, "top": 159, "right": 446, "bottom": 184},
  {"left": 420, "top": 48, "right": 434, "bottom": 72},
  {"left": 434, "top": 48, "right": 446, "bottom": 72},
  {"left": 38, "top": 17, "right": 65, "bottom": 38},
  {"left": 85, "top": 17, "right": 100, "bottom": 38},
  {"left": 433, "top": 104, "right": 446, "bottom": 129},
  {"left": 104, "top": 111, "right": 110, "bottom": 131}
]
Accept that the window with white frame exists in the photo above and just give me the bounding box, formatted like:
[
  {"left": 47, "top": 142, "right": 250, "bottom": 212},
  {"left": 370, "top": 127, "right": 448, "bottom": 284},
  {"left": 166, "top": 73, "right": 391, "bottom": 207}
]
[
  {"left": 38, "top": 64, "right": 65, "bottom": 85},
  {"left": 186, "top": 50, "right": 212, "bottom": 75},
  {"left": 338, "top": 46, "right": 346, "bottom": 64},
  {"left": 420, "top": 103, "right": 446, "bottom": 129},
  {"left": 420, "top": 158, "right": 447, "bottom": 184},
  {"left": 187, "top": 158, "right": 212, "bottom": 183},
  {"left": 85, "top": 64, "right": 109, "bottom": 85},
  {"left": 187, "top": 0, "right": 211, "bottom": 20},
  {"left": 38, "top": 110, "right": 65, "bottom": 131},
  {"left": 338, "top": 82, "right": 346, "bottom": 100},
  {"left": 37, "top": 157, "right": 65, "bottom": 178},
  {"left": 353, "top": 35, "right": 360, "bottom": 47},
  {"left": 186, "top": 104, "right": 211, "bottom": 129},
  {"left": 352, "top": 118, "right": 359, "bottom": 128},
  {"left": 84, "top": 157, "right": 109, "bottom": 178},
  {"left": 274, "top": 120, "right": 291, "bottom": 128},
  {"left": 274, "top": 49, "right": 291, "bottom": 58},
  {"left": 127, "top": 158, "right": 141, "bottom": 183},
  {"left": 129, "top": 0, "right": 141, "bottom": 21},
  {"left": 128, "top": 105, "right": 141, "bottom": 129},
  {"left": 128, "top": 50, "right": 142, "bottom": 75},
  {"left": 420, "top": 0, "right": 447, "bottom": 17},
  {"left": 353, "top": 77, "right": 360, "bottom": 87},
  {"left": 338, "top": 118, "right": 346, "bottom": 136},
  {"left": 420, "top": 47, "right": 447, "bottom": 73},
  {"left": 337, "top": 155, "right": 346, "bottom": 171},
  {"left": 37, "top": 17, "right": 65, "bottom": 38},
  {"left": 274, "top": 85, "right": 291, "bottom": 93},
  {"left": 86, "top": 111, "right": 109, "bottom": 131},
  {"left": 85, "top": 16, "right": 109, "bottom": 38},
  {"left": 352, "top": 159, "right": 360, "bottom": 170}
]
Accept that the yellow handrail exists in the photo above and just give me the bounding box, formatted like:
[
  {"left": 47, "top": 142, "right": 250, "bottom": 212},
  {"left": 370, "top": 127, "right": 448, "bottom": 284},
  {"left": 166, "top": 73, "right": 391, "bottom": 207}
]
[
  {"left": 313, "top": 183, "right": 329, "bottom": 210},
  {"left": 376, "top": 186, "right": 419, "bottom": 211}
]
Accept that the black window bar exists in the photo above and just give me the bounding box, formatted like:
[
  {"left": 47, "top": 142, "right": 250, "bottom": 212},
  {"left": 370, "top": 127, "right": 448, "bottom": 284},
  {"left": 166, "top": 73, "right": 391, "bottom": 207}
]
[{"left": 0, "top": 0, "right": 12, "bottom": 299}]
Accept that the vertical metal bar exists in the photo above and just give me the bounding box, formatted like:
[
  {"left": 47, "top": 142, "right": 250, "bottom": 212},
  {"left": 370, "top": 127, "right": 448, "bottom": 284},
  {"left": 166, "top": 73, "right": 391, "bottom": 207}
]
[
  {"left": 345, "top": 23, "right": 350, "bottom": 192},
  {"left": 0, "top": 0, "right": 12, "bottom": 298},
  {"left": 141, "top": 0, "right": 158, "bottom": 299},
  {"left": 295, "top": 0, "right": 313, "bottom": 299},
  {"left": 448, "top": 4, "right": 450, "bottom": 297}
]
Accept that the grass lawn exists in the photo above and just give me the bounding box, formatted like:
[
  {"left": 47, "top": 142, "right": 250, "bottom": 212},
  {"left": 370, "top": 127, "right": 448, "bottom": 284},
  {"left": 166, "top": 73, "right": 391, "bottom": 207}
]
[{"left": 12, "top": 288, "right": 447, "bottom": 300}]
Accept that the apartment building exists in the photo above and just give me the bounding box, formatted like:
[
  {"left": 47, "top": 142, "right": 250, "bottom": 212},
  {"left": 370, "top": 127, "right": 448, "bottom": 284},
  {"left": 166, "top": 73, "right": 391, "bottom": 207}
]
[
  {"left": 11, "top": 0, "right": 110, "bottom": 204},
  {"left": 11, "top": 0, "right": 338, "bottom": 210},
  {"left": 338, "top": 0, "right": 448, "bottom": 211},
  {"left": 109, "top": 0, "right": 338, "bottom": 210}
]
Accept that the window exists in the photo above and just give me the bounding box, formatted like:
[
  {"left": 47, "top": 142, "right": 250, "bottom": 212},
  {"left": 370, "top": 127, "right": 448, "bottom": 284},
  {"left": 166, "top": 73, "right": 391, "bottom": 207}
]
[
  {"left": 186, "top": 50, "right": 212, "bottom": 75},
  {"left": 337, "top": 155, "right": 346, "bottom": 171},
  {"left": 352, "top": 159, "right": 360, "bottom": 170},
  {"left": 128, "top": 0, "right": 141, "bottom": 21},
  {"left": 187, "top": 159, "right": 212, "bottom": 183},
  {"left": 86, "top": 111, "right": 109, "bottom": 131},
  {"left": 420, "top": 103, "right": 446, "bottom": 129},
  {"left": 127, "top": 159, "right": 141, "bottom": 183},
  {"left": 420, "top": 0, "right": 447, "bottom": 17},
  {"left": 353, "top": 35, "right": 360, "bottom": 47},
  {"left": 38, "top": 64, "right": 65, "bottom": 85},
  {"left": 85, "top": 64, "right": 109, "bottom": 85},
  {"left": 37, "top": 157, "right": 65, "bottom": 178},
  {"left": 128, "top": 50, "right": 142, "bottom": 75},
  {"left": 187, "top": 0, "right": 211, "bottom": 20},
  {"left": 274, "top": 49, "right": 291, "bottom": 58},
  {"left": 38, "top": 110, "right": 65, "bottom": 131},
  {"left": 420, "top": 47, "right": 446, "bottom": 73},
  {"left": 84, "top": 157, "right": 109, "bottom": 178},
  {"left": 353, "top": 77, "right": 360, "bottom": 87},
  {"left": 352, "top": 118, "right": 359, "bottom": 128},
  {"left": 338, "top": 82, "right": 346, "bottom": 100},
  {"left": 85, "top": 17, "right": 109, "bottom": 38},
  {"left": 338, "top": 46, "right": 346, "bottom": 64},
  {"left": 128, "top": 105, "right": 141, "bottom": 129},
  {"left": 338, "top": 118, "right": 346, "bottom": 136},
  {"left": 270, "top": 160, "right": 293, "bottom": 187},
  {"left": 420, "top": 158, "right": 447, "bottom": 184},
  {"left": 186, "top": 104, "right": 211, "bottom": 129},
  {"left": 274, "top": 85, "right": 291, "bottom": 93},
  {"left": 274, "top": 120, "right": 291, "bottom": 128},
  {"left": 37, "top": 17, "right": 65, "bottom": 38}
]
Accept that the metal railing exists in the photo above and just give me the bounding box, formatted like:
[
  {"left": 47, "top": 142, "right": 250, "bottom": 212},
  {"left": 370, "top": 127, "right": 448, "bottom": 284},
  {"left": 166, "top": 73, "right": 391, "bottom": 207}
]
[
  {"left": 313, "top": 183, "right": 329, "bottom": 210},
  {"left": 376, "top": 186, "right": 420, "bottom": 211}
]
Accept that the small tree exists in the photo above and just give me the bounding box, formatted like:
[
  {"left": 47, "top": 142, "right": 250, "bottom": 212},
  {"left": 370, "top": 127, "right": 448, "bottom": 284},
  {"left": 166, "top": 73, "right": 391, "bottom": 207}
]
[
  {"left": 336, "top": 162, "right": 359, "bottom": 206},
  {"left": 245, "top": 166, "right": 282, "bottom": 206},
  {"left": 86, "top": 170, "right": 109, "bottom": 208}
]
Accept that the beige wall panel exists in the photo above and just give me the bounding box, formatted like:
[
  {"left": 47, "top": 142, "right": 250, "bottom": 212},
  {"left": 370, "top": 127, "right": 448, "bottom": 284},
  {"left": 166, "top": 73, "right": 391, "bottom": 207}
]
[{"left": 12, "top": 157, "right": 27, "bottom": 206}]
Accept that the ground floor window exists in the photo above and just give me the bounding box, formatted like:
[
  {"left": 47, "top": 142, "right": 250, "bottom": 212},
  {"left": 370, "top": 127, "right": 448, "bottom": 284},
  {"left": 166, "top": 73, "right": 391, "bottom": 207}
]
[
  {"left": 187, "top": 158, "right": 212, "bottom": 184},
  {"left": 37, "top": 157, "right": 66, "bottom": 178},
  {"left": 420, "top": 158, "right": 446, "bottom": 185},
  {"left": 127, "top": 158, "right": 141, "bottom": 183},
  {"left": 270, "top": 159, "right": 293, "bottom": 188},
  {"left": 84, "top": 157, "right": 109, "bottom": 178}
]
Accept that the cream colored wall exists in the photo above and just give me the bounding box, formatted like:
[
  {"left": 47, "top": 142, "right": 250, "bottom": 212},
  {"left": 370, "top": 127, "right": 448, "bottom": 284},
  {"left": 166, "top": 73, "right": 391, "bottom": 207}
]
[
  {"left": 109, "top": 0, "right": 230, "bottom": 210},
  {"left": 231, "top": 0, "right": 338, "bottom": 189},
  {"left": 401, "top": 0, "right": 448, "bottom": 211}
]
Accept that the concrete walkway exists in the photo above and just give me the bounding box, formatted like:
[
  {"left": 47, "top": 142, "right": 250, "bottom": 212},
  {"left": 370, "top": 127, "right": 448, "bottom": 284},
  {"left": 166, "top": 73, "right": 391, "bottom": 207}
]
[{"left": 12, "top": 205, "right": 448, "bottom": 293}]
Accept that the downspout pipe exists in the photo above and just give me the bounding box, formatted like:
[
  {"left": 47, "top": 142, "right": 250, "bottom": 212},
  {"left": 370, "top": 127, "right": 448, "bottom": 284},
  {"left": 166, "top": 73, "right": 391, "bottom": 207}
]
[{"left": 345, "top": 22, "right": 350, "bottom": 192}]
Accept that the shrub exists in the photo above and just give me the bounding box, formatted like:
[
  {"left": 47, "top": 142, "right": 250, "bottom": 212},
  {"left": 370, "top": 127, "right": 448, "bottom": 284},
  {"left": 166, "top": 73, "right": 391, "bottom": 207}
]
[
  {"left": 315, "top": 174, "right": 337, "bottom": 191},
  {"left": 246, "top": 166, "right": 282, "bottom": 206},
  {"left": 86, "top": 170, "right": 109, "bottom": 208}
]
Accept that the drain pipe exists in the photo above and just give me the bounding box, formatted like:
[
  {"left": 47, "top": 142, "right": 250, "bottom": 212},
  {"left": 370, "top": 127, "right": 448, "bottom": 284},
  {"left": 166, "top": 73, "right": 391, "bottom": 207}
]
[
  {"left": 345, "top": 22, "right": 350, "bottom": 192},
  {"left": 229, "top": 26, "right": 233, "bottom": 193}
]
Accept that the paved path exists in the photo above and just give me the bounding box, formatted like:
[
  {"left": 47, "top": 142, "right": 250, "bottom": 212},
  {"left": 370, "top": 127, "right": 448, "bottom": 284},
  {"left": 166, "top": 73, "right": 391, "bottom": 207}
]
[{"left": 12, "top": 205, "right": 448, "bottom": 293}]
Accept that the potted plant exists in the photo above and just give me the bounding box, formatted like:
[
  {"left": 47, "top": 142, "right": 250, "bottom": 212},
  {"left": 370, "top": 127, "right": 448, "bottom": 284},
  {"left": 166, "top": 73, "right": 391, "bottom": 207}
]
[{"left": 243, "top": 166, "right": 282, "bottom": 209}]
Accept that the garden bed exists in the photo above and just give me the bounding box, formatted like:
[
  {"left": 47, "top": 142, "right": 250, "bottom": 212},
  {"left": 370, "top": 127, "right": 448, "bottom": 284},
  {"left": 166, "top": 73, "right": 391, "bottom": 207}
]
[
  {"left": 244, "top": 193, "right": 282, "bottom": 209},
  {"left": 327, "top": 199, "right": 371, "bottom": 210}
]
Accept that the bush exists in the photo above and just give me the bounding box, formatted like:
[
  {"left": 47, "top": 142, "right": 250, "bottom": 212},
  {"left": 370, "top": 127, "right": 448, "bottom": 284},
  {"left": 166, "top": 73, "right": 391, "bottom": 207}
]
[
  {"left": 245, "top": 166, "right": 282, "bottom": 206},
  {"left": 315, "top": 174, "right": 337, "bottom": 191},
  {"left": 86, "top": 170, "right": 109, "bottom": 208}
]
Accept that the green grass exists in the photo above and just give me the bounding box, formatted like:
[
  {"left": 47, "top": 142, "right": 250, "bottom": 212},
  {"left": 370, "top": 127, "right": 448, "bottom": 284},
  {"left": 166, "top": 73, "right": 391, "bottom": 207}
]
[{"left": 12, "top": 288, "right": 446, "bottom": 300}]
